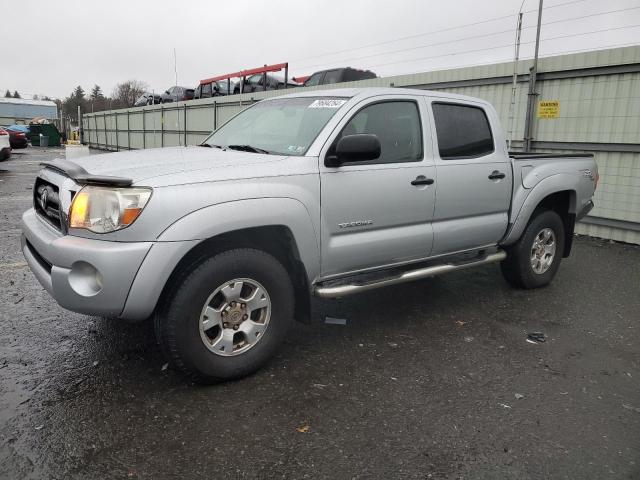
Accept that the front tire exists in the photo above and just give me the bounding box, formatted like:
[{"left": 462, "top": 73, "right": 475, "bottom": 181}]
[
  {"left": 501, "top": 210, "right": 565, "bottom": 289},
  {"left": 155, "top": 248, "right": 295, "bottom": 383}
]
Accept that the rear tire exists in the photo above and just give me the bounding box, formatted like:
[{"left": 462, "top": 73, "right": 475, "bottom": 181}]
[
  {"left": 155, "top": 248, "right": 295, "bottom": 384},
  {"left": 501, "top": 210, "right": 565, "bottom": 289}
]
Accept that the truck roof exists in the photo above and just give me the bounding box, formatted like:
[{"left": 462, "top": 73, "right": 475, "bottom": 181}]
[{"left": 276, "top": 87, "right": 491, "bottom": 106}]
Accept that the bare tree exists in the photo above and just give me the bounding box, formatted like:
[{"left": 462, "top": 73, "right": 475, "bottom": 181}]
[{"left": 112, "top": 80, "right": 148, "bottom": 108}]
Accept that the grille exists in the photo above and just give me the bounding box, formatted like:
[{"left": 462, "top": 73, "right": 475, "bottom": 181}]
[{"left": 34, "top": 178, "right": 64, "bottom": 232}]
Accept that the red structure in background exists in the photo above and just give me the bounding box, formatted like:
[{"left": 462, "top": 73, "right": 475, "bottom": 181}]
[
  {"left": 292, "top": 75, "right": 310, "bottom": 84},
  {"left": 199, "top": 62, "right": 292, "bottom": 94}
]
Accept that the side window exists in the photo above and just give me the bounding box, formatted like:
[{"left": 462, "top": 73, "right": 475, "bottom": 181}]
[
  {"left": 336, "top": 101, "right": 423, "bottom": 164},
  {"left": 342, "top": 69, "right": 359, "bottom": 82},
  {"left": 202, "top": 83, "right": 212, "bottom": 97},
  {"left": 323, "top": 69, "right": 342, "bottom": 84},
  {"left": 304, "top": 73, "right": 323, "bottom": 87},
  {"left": 432, "top": 103, "right": 494, "bottom": 159}
]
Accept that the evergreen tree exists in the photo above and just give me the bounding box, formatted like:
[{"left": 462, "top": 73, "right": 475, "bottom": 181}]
[{"left": 90, "top": 84, "right": 103, "bottom": 100}]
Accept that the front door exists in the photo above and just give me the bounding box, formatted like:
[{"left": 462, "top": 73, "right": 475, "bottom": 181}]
[{"left": 319, "top": 96, "right": 436, "bottom": 278}]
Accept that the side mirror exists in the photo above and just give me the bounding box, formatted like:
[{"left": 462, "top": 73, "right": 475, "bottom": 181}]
[
  {"left": 165, "top": 90, "right": 170, "bottom": 94},
  {"left": 213, "top": 84, "right": 220, "bottom": 92},
  {"left": 326, "top": 134, "right": 381, "bottom": 167}
]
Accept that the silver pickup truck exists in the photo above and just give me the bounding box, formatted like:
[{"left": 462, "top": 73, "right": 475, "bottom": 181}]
[{"left": 21, "top": 88, "right": 598, "bottom": 382}]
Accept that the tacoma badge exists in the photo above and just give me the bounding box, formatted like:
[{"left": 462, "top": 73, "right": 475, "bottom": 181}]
[{"left": 338, "top": 220, "right": 373, "bottom": 229}]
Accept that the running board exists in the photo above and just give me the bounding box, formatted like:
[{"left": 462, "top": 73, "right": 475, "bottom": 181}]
[{"left": 314, "top": 250, "right": 507, "bottom": 298}]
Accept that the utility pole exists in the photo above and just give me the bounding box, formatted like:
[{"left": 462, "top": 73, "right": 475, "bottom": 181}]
[
  {"left": 523, "top": 0, "right": 544, "bottom": 152},
  {"left": 77, "top": 105, "right": 82, "bottom": 144},
  {"left": 507, "top": 12, "right": 523, "bottom": 150}
]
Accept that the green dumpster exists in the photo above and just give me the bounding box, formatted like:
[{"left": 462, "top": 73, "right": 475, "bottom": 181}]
[{"left": 29, "top": 124, "right": 62, "bottom": 147}]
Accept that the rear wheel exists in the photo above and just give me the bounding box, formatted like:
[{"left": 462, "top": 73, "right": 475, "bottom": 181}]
[
  {"left": 501, "top": 210, "right": 565, "bottom": 289},
  {"left": 155, "top": 248, "right": 295, "bottom": 383}
]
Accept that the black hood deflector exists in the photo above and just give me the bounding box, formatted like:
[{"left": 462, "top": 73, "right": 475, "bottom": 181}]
[{"left": 41, "top": 159, "right": 133, "bottom": 187}]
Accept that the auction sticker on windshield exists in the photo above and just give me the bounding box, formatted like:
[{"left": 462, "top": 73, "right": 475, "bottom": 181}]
[{"left": 308, "top": 99, "right": 347, "bottom": 109}]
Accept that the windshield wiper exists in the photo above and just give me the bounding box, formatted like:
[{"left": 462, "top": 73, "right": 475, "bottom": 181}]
[
  {"left": 199, "top": 143, "right": 223, "bottom": 149},
  {"left": 226, "top": 144, "right": 270, "bottom": 154}
]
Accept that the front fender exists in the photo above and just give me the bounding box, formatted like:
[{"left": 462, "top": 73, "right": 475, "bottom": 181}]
[
  {"left": 157, "top": 197, "right": 321, "bottom": 281},
  {"left": 502, "top": 173, "right": 577, "bottom": 246},
  {"left": 120, "top": 197, "right": 320, "bottom": 321}
]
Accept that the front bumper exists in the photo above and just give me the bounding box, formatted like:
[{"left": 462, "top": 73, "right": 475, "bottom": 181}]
[
  {"left": 10, "top": 138, "right": 28, "bottom": 149},
  {"left": 576, "top": 200, "right": 594, "bottom": 221},
  {"left": 21, "top": 208, "right": 153, "bottom": 318}
]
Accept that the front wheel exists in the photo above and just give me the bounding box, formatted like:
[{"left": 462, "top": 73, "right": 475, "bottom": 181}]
[
  {"left": 155, "top": 248, "right": 295, "bottom": 383},
  {"left": 501, "top": 210, "right": 565, "bottom": 289}
]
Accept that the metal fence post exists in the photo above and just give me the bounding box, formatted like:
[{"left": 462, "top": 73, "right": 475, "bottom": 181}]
[
  {"left": 115, "top": 112, "right": 119, "bottom": 151},
  {"left": 184, "top": 103, "right": 187, "bottom": 146},
  {"left": 103, "top": 112, "right": 108, "bottom": 150},
  {"left": 213, "top": 101, "right": 217, "bottom": 130},
  {"left": 142, "top": 110, "right": 146, "bottom": 149},
  {"left": 127, "top": 110, "right": 131, "bottom": 150},
  {"left": 161, "top": 105, "right": 164, "bottom": 148}
]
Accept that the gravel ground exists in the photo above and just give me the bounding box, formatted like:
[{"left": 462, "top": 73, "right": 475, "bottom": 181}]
[{"left": 1, "top": 148, "right": 639, "bottom": 480}]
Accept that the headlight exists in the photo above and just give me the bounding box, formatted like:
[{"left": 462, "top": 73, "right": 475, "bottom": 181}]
[{"left": 69, "top": 186, "right": 152, "bottom": 233}]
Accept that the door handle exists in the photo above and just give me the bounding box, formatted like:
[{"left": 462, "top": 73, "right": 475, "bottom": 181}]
[
  {"left": 488, "top": 170, "right": 506, "bottom": 180},
  {"left": 411, "top": 175, "right": 435, "bottom": 186}
]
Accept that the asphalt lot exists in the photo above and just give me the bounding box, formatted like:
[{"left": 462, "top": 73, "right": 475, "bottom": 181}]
[{"left": 1, "top": 147, "right": 639, "bottom": 480}]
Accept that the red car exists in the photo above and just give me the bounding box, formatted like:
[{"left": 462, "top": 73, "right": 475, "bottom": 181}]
[{"left": 3, "top": 127, "right": 28, "bottom": 149}]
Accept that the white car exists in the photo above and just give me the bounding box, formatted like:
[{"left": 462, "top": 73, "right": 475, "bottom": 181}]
[{"left": 0, "top": 127, "right": 11, "bottom": 160}]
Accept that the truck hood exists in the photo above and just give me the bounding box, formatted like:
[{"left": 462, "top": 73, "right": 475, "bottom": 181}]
[{"left": 68, "top": 146, "right": 297, "bottom": 186}]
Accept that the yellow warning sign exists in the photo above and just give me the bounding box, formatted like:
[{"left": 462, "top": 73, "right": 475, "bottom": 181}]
[{"left": 537, "top": 100, "right": 560, "bottom": 119}]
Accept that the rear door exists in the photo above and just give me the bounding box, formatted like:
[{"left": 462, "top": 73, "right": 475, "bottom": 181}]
[
  {"left": 426, "top": 99, "right": 512, "bottom": 256},
  {"left": 319, "top": 95, "right": 436, "bottom": 277}
]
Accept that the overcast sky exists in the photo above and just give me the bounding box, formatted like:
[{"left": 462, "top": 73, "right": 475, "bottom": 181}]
[{"left": 2, "top": 0, "right": 638, "bottom": 99}]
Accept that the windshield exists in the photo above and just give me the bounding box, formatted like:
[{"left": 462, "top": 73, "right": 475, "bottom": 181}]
[{"left": 202, "top": 97, "right": 348, "bottom": 156}]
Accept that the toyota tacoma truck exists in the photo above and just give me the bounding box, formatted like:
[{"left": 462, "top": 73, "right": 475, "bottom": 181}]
[{"left": 21, "top": 88, "right": 598, "bottom": 383}]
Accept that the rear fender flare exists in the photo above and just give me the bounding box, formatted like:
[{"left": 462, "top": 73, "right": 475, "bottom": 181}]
[{"left": 502, "top": 174, "right": 577, "bottom": 246}]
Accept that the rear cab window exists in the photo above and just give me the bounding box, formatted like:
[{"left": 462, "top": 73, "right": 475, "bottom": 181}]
[{"left": 431, "top": 102, "right": 494, "bottom": 159}]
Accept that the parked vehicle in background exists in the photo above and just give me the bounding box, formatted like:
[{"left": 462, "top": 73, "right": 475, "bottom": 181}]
[
  {"left": 134, "top": 93, "right": 162, "bottom": 107},
  {"left": 194, "top": 80, "right": 236, "bottom": 99},
  {"left": 304, "top": 67, "right": 377, "bottom": 87},
  {"left": 21, "top": 88, "right": 598, "bottom": 384},
  {"left": 0, "top": 128, "right": 11, "bottom": 160},
  {"left": 233, "top": 74, "right": 299, "bottom": 94},
  {"left": 161, "top": 86, "right": 195, "bottom": 103},
  {"left": 4, "top": 125, "right": 29, "bottom": 148}
]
